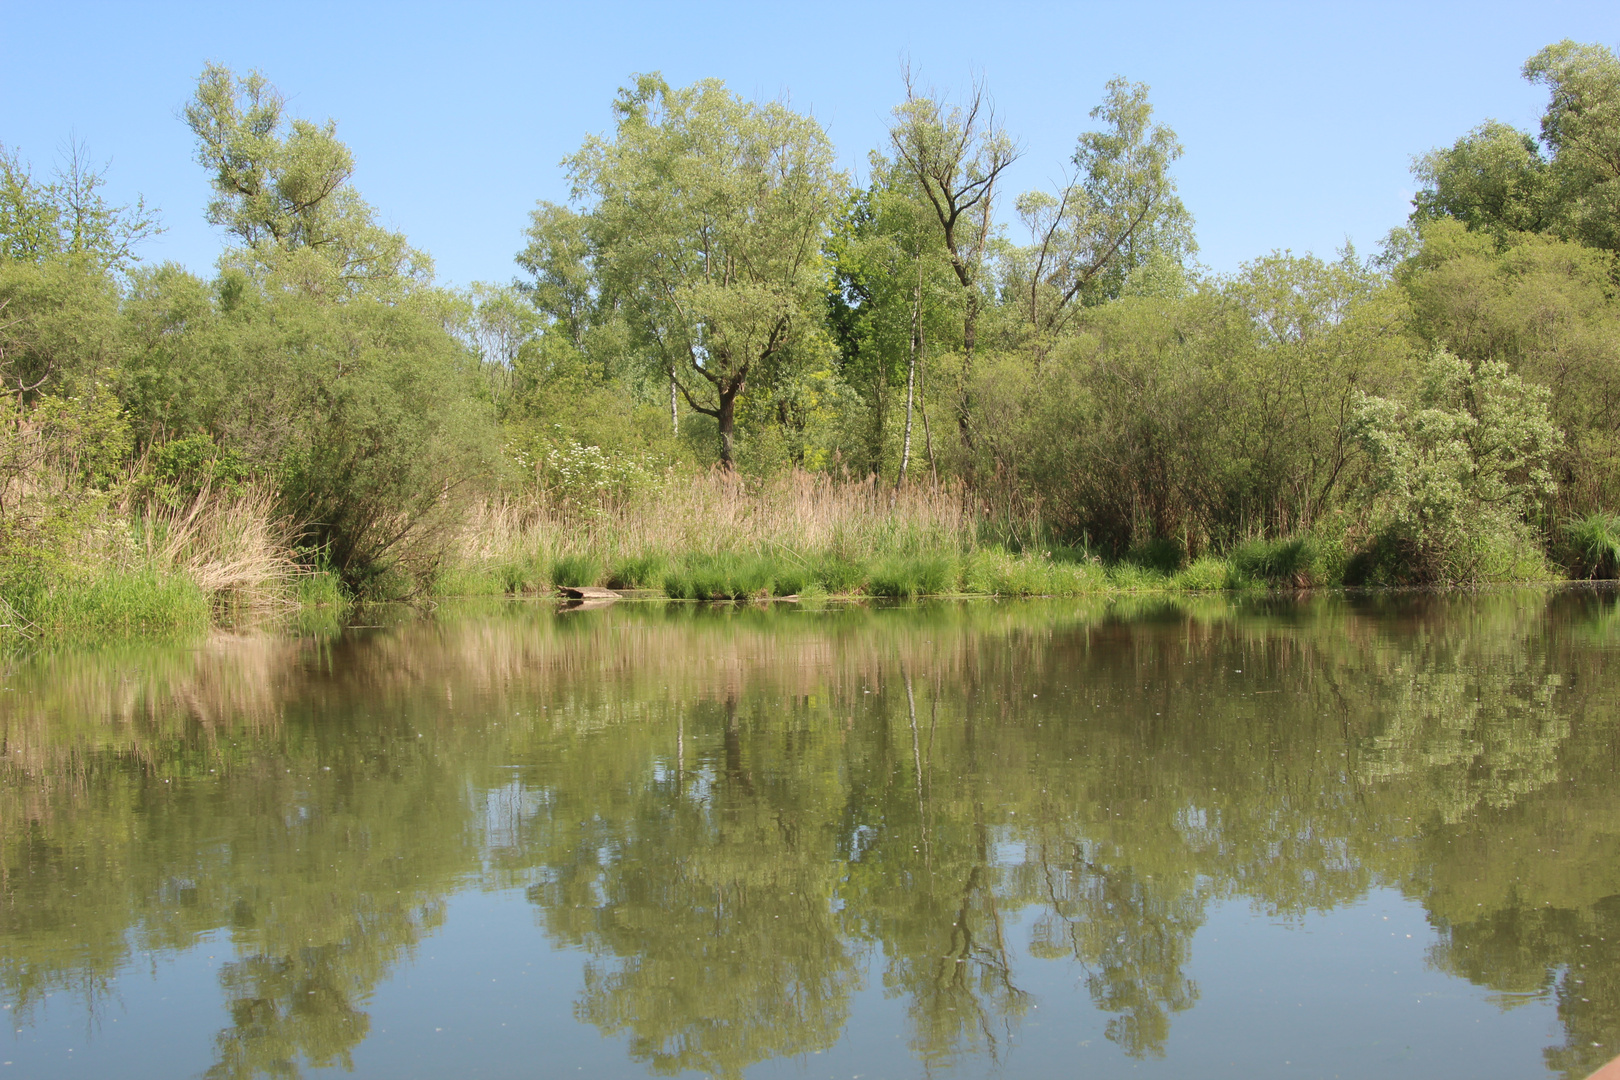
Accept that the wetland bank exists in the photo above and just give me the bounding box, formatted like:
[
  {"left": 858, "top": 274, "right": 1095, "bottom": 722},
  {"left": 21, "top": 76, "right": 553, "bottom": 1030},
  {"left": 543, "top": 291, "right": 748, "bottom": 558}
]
[
  {"left": 6, "top": 30, "right": 1620, "bottom": 1080},
  {"left": 3, "top": 589, "right": 1619, "bottom": 1078}
]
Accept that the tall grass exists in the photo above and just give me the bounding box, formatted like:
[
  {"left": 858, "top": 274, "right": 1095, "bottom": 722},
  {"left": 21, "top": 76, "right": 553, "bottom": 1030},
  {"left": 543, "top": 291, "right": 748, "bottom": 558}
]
[
  {"left": 132, "top": 485, "right": 299, "bottom": 605},
  {"left": 0, "top": 486, "right": 328, "bottom": 644},
  {"left": 435, "top": 472, "right": 979, "bottom": 597},
  {"left": 1563, "top": 512, "right": 1620, "bottom": 579},
  {"left": 29, "top": 572, "right": 212, "bottom": 638}
]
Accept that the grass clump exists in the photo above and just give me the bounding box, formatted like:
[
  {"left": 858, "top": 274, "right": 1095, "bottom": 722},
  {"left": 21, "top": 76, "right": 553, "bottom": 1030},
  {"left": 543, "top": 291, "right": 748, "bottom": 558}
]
[
  {"left": 815, "top": 555, "right": 870, "bottom": 595},
  {"left": 663, "top": 553, "right": 790, "bottom": 601},
  {"left": 1229, "top": 537, "right": 1325, "bottom": 588},
  {"left": 28, "top": 572, "right": 211, "bottom": 639},
  {"left": 550, "top": 554, "right": 602, "bottom": 589},
  {"left": 295, "top": 569, "right": 347, "bottom": 606},
  {"left": 608, "top": 552, "right": 669, "bottom": 589},
  {"left": 1173, "top": 556, "right": 1234, "bottom": 591},
  {"left": 1562, "top": 512, "right": 1620, "bottom": 579},
  {"left": 868, "top": 555, "right": 959, "bottom": 599}
]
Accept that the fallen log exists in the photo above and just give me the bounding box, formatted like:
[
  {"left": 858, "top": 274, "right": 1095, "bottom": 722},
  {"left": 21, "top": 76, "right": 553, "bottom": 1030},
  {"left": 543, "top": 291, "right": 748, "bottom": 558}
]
[{"left": 559, "top": 585, "right": 620, "bottom": 601}]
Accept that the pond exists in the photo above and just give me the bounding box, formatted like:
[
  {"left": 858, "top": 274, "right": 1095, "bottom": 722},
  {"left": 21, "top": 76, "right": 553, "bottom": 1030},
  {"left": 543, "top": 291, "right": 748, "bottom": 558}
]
[{"left": 2, "top": 590, "right": 1618, "bottom": 1079}]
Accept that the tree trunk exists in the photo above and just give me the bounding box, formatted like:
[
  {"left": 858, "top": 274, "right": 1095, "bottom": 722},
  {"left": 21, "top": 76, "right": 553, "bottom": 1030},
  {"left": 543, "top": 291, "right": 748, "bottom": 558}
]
[
  {"left": 957, "top": 291, "right": 978, "bottom": 449},
  {"left": 898, "top": 273, "right": 919, "bottom": 487},
  {"left": 669, "top": 365, "right": 679, "bottom": 436},
  {"left": 717, "top": 385, "right": 738, "bottom": 470}
]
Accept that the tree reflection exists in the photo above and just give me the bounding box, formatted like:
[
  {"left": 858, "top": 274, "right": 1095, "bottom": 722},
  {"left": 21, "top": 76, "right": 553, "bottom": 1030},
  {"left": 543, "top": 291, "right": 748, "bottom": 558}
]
[{"left": 0, "top": 592, "right": 1617, "bottom": 1076}]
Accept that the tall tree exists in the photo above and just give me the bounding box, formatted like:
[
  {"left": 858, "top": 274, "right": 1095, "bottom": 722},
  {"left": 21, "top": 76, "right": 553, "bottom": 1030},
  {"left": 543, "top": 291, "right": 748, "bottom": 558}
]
[
  {"left": 888, "top": 72, "right": 1019, "bottom": 448},
  {"left": 825, "top": 157, "right": 955, "bottom": 482},
  {"left": 1412, "top": 41, "right": 1620, "bottom": 256},
  {"left": 184, "top": 64, "right": 428, "bottom": 292},
  {"left": 1411, "top": 121, "right": 1551, "bottom": 241},
  {"left": 1014, "top": 77, "right": 1195, "bottom": 358},
  {"left": 565, "top": 74, "right": 842, "bottom": 470},
  {"left": 1525, "top": 40, "right": 1620, "bottom": 255}
]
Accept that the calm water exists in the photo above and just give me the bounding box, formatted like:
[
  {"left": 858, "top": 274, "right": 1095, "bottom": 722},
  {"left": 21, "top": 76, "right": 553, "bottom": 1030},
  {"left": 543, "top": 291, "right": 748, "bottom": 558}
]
[{"left": 2, "top": 591, "right": 1618, "bottom": 1080}]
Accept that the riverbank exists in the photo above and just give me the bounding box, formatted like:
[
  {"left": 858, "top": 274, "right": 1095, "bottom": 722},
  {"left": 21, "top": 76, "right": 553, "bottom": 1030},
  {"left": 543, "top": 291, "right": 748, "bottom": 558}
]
[{"left": 1, "top": 471, "right": 1598, "bottom": 644}]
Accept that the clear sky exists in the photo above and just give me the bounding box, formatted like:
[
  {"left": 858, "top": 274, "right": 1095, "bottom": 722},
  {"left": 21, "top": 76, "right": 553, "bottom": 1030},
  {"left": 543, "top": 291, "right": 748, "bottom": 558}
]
[{"left": 2, "top": 1, "right": 1616, "bottom": 288}]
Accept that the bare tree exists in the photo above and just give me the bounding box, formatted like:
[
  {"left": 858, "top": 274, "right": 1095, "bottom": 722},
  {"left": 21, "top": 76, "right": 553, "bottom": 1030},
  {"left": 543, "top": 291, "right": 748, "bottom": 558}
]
[{"left": 889, "top": 68, "right": 1020, "bottom": 449}]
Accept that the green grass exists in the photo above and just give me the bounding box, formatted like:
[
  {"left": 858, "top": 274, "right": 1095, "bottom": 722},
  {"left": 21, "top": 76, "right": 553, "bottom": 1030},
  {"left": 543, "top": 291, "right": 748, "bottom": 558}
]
[
  {"left": 1563, "top": 512, "right": 1620, "bottom": 579},
  {"left": 815, "top": 555, "right": 869, "bottom": 594},
  {"left": 1173, "top": 556, "right": 1235, "bottom": 591},
  {"left": 1229, "top": 537, "right": 1326, "bottom": 588},
  {"left": 868, "top": 555, "right": 959, "bottom": 598},
  {"left": 26, "top": 572, "right": 212, "bottom": 639},
  {"left": 550, "top": 554, "right": 602, "bottom": 589},
  {"left": 295, "top": 569, "right": 349, "bottom": 606},
  {"left": 663, "top": 553, "right": 793, "bottom": 601},
  {"left": 607, "top": 552, "right": 669, "bottom": 589}
]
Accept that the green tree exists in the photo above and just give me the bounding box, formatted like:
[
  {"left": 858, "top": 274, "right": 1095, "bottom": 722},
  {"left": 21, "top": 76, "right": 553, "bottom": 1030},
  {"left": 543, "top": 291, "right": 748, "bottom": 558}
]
[
  {"left": 824, "top": 158, "right": 959, "bottom": 481},
  {"left": 564, "top": 74, "right": 843, "bottom": 470},
  {"left": 1413, "top": 41, "right": 1620, "bottom": 258},
  {"left": 1013, "top": 77, "right": 1196, "bottom": 358},
  {"left": 184, "top": 63, "right": 428, "bottom": 292},
  {"left": 1412, "top": 121, "right": 1551, "bottom": 242},
  {"left": 1525, "top": 40, "right": 1620, "bottom": 255},
  {"left": 1353, "top": 348, "right": 1561, "bottom": 582},
  {"left": 1398, "top": 220, "right": 1620, "bottom": 513},
  {"left": 0, "top": 142, "right": 159, "bottom": 274}
]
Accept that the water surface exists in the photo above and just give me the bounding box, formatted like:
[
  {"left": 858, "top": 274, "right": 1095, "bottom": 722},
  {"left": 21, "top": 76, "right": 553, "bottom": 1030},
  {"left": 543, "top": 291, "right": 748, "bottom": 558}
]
[{"left": 2, "top": 591, "right": 1618, "bottom": 1079}]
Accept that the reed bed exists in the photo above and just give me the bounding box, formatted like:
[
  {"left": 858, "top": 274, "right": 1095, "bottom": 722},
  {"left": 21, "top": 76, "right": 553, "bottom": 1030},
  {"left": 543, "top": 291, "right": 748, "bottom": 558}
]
[
  {"left": 434, "top": 470, "right": 1265, "bottom": 600},
  {"left": 3, "top": 486, "right": 338, "bottom": 643},
  {"left": 131, "top": 485, "right": 303, "bottom": 605}
]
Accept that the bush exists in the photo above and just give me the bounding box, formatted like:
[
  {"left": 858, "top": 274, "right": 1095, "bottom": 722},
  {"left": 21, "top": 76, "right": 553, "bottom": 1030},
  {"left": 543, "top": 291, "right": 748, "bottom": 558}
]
[
  {"left": 1128, "top": 537, "right": 1186, "bottom": 574},
  {"left": 1353, "top": 349, "right": 1561, "bottom": 584}
]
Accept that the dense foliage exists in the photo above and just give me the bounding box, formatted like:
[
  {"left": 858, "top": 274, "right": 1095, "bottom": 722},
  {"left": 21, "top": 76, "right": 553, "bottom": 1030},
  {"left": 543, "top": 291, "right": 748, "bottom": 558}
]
[{"left": 3, "top": 42, "right": 1620, "bottom": 614}]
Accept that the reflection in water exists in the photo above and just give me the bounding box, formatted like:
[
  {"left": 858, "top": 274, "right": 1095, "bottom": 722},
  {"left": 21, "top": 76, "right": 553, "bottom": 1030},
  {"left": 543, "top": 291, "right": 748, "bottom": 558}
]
[{"left": 1, "top": 591, "right": 1618, "bottom": 1077}]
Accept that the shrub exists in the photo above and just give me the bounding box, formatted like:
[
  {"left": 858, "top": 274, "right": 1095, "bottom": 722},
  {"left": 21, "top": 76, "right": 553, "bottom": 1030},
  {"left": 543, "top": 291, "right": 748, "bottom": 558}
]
[
  {"left": 1128, "top": 537, "right": 1186, "bottom": 574},
  {"left": 1353, "top": 349, "right": 1561, "bottom": 584}
]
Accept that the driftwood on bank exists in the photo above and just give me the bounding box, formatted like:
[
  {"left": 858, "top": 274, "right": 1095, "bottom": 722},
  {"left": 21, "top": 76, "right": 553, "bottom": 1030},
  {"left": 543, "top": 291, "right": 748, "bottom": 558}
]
[{"left": 558, "top": 585, "right": 620, "bottom": 601}]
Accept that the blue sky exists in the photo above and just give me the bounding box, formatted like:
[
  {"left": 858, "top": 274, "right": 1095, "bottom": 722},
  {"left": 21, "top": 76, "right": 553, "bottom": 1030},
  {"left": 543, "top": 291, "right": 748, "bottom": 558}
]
[{"left": 2, "top": 1, "right": 1616, "bottom": 288}]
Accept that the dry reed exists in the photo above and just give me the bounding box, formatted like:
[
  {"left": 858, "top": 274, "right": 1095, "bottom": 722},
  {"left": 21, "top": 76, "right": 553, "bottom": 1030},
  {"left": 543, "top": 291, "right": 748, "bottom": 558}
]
[
  {"left": 131, "top": 485, "right": 301, "bottom": 604},
  {"left": 449, "top": 470, "right": 979, "bottom": 573}
]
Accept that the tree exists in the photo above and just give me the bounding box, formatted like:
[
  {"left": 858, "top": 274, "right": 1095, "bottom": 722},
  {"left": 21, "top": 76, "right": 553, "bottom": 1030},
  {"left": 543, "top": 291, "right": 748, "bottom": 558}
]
[
  {"left": 825, "top": 157, "right": 957, "bottom": 482},
  {"left": 888, "top": 71, "right": 1019, "bottom": 447},
  {"left": 184, "top": 64, "right": 428, "bottom": 292},
  {"left": 565, "top": 74, "right": 842, "bottom": 470},
  {"left": 0, "top": 143, "right": 159, "bottom": 274},
  {"left": 179, "top": 65, "right": 497, "bottom": 591},
  {"left": 1013, "top": 77, "right": 1196, "bottom": 357},
  {"left": 1525, "top": 40, "right": 1620, "bottom": 255},
  {"left": 1353, "top": 348, "right": 1562, "bottom": 583},
  {"left": 1412, "top": 41, "right": 1620, "bottom": 257},
  {"left": 1411, "top": 121, "right": 1551, "bottom": 241}
]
